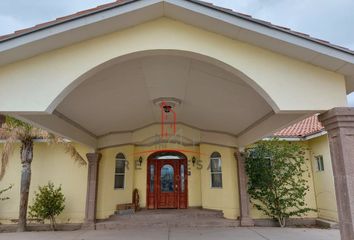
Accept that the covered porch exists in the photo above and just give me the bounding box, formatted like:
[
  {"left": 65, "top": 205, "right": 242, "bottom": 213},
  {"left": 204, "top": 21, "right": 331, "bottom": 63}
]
[{"left": 0, "top": 0, "right": 354, "bottom": 239}]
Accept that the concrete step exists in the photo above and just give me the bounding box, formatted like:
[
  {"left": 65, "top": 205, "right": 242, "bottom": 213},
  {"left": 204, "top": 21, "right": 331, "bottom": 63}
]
[
  {"left": 107, "top": 209, "right": 223, "bottom": 221},
  {"left": 97, "top": 209, "right": 238, "bottom": 230},
  {"left": 96, "top": 217, "right": 239, "bottom": 230},
  {"left": 316, "top": 218, "right": 339, "bottom": 229}
]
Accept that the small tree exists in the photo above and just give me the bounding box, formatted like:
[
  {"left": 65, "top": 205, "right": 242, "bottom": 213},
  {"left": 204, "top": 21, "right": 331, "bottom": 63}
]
[
  {"left": 29, "top": 182, "right": 65, "bottom": 231},
  {"left": 245, "top": 139, "right": 315, "bottom": 227},
  {"left": 0, "top": 116, "right": 85, "bottom": 232},
  {"left": 0, "top": 185, "right": 13, "bottom": 201}
]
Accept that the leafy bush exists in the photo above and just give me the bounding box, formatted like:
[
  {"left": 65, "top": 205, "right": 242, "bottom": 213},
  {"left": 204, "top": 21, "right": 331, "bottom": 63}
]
[
  {"left": 245, "top": 139, "right": 316, "bottom": 227},
  {"left": 0, "top": 185, "right": 13, "bottom": 201},
  {"left": 29, "top": 182, "right": 65, "bottom": 230}
]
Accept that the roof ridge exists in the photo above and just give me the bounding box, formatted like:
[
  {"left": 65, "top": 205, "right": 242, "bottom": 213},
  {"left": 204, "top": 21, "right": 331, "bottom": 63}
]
[
  {"left": 188, "top": 0, "right": 354, "bottom": 54},
  {"left": 0, "top": 0, "right": 353, "bottom": 55},
  {"left": 0, "top": 0, "right": 136, "bottom": 41}
]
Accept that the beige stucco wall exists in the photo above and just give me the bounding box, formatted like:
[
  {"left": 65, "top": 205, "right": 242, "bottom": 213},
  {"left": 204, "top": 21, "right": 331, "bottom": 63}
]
[
  {"left": 0, "top": 142, "right": 89, "bottom": 224},
  {"left": 0, "top": 18, "right": 346, "bottom": 114},
  {"left": 308, "top": 134, "right": 338, "bottom": 221}
]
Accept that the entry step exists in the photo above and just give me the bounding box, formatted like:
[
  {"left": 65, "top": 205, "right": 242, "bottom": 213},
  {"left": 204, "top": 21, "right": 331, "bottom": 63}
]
[{"left": 115, "top": 203, "right": 136, "bottom": 215}]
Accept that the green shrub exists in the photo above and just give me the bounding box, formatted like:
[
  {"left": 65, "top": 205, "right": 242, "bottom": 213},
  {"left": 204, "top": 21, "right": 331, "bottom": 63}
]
[
  {"left": 29, "top": 182, "right": 65, "bottom": 230},
  {"left": 245, "top": 139, "right": 316, "bottom": 227},
  {"left": 0, "top": 185, "right": 13, "bottom": 201}
]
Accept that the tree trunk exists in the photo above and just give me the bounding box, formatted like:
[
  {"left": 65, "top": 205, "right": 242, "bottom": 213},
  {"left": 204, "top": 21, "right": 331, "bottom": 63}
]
[
  {"left": 50, "top": 216, "right": 56, "bottom": 231},
  {"left": 17, "top": 140, "right": 33, "bottom": 232},
  {"left": 278, "top": 216, "right": 286, "bottom": 228}
]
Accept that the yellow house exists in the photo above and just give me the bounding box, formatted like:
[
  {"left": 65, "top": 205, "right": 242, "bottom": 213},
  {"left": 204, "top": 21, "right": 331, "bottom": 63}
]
[
  {"left": 0, "top": 115, "right": 338, "bottom": 225},
  {"left": 273, "top": 115, "right": 338, "bottom": 222},
  {"left": 0, "top": 0, "right": 353, "bottom": 239}
]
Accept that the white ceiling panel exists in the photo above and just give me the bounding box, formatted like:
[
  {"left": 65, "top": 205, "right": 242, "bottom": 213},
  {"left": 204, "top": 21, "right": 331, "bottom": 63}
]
[{"left": 57, "top": 55, "right": 272, "bottom": 136}]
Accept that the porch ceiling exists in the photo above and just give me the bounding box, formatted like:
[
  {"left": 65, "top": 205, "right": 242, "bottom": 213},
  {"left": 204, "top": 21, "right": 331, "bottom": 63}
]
[{"left": 55, "top": 55, "right": 272, "bottom": 137}]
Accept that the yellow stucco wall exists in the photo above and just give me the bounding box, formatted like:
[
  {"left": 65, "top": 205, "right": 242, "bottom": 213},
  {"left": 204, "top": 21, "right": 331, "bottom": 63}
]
[
  {"left": 96, "top": 145, "right": 135, "bottom": 219},
  {"left": 0, "top": 18, "right": 346, "bottom": 113},
  {"left": 0, "top": 128, "right": 337, "bottom": 223},
  {"left": 199, "top": 144, "right": 239, "bottom": 219},
  {"left": 308, "top": 135, "right": 338, "bottom": 221},
  {"left": 0, "top": 142, "right": 89, "bottom": 224}
]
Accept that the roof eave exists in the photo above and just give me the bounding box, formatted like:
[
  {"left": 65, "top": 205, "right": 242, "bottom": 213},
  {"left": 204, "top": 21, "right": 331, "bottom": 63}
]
[{"left": 0, "top": 0, "right": 353, "bottom": 83}]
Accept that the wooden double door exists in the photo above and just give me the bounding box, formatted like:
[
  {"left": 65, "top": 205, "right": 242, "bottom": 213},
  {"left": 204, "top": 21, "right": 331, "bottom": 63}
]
[{"left": 147, "top": 158, "right": 188, "bottom": 209}]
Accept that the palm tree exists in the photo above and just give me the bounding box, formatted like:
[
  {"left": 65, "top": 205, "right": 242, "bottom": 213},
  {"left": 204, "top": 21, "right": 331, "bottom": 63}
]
[{"left": 0, "top": 116, "right": 86, "bottom": 232}]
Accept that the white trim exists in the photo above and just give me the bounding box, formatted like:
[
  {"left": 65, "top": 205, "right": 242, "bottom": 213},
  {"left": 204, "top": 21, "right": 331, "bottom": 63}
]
[
  {"left": 263, "top": 137, "right": 303, "bottom": 141},
  {"left": 263, "top": 130, "right": 327, "bottom": 142},
  {"left": 0, "top": 138, "right": 71, "bottom": 143},
  {"left": 210, "top": 155, "right": 223, "bottom": 189},
  {"left": 0, "top": 0, "right": 353, "bottom": 78},
  {"left": 0, "top": 0, "right": 160, "bottom": 51},
  {"left": 167, "top": 0, "right": 354, "bottom": 62},
  {"left": 114, "top": 154, "right": 127, "bottom": 190},
  {"left": 304, "top": 131, "right": 327, "bottom": 140}
]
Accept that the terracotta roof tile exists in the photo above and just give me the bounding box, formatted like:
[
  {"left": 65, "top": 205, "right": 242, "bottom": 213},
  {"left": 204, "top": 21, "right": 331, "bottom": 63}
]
[
  {"left": 273, "top": 115, "right": 324, "bottom": 138},
  {"left": 0, "top": 0, "right": 353, "bottom": 55}
]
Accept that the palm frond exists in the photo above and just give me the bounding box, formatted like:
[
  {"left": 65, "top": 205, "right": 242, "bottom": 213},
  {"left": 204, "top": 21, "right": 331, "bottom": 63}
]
[
  {"left": 1, "top": 115, "right": 87, "bottom": 170},
  {"left": 2, "top": 116, "right": 35, "bottom": 141},
  {"left": 30, "top": 127, "right": 49, "bottom": 140},
  {"left": 0, "top": 133, "right": 18, "bottom": 180},
  {"left": 63, "top": 142, "right": 87, "bottom": 166},
  {"left": 47, "top": 134, "right": 86, "bottom": 166}
]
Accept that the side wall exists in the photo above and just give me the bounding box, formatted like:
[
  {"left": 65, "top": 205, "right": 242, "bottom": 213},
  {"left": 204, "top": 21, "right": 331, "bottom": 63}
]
[
  {"left": 199, "top": 144, "right": 239, "bottom": 219},
  {"left": 308, "top": 135, "right": 338, "bottom": 221},
  {"left": 0, "top": 134, "right": 332, "bottom": 223},
  {"left": 249, "top": 141, "right": 319, "bottom": 220},
  {"left": 0, "top": 142, "right": 89, "bottom": 224},
  {"left": 96, "top": 145, "right": 135, "bottom": 219}
]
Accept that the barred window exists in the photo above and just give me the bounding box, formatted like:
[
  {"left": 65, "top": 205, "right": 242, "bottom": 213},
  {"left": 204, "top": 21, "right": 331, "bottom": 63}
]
[
  {"left": 115, "top": 153, "right": 126, "bottom": 189},
  {"left": 210, "top": 152, "right": 223, "bottom": 188}
]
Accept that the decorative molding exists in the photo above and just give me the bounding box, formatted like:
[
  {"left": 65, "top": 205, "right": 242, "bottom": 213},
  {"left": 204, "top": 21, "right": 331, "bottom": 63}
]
[
  {"left": 53, "top": 110, "right": 97, "bottom": 138},
  {"left": 99, "top": 122, "right": 238, "bottom": 138}
]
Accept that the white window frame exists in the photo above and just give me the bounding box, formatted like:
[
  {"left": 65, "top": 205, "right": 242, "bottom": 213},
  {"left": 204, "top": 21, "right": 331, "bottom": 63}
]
[
  {"left": 210, "top": 153, "right": 223, "bottom": 189},
  {"left": 114, "top": 154, "right": 126, "bottom": 189},
  {"left": 315, "top": 155, "right": 325, "bottom": 172}
]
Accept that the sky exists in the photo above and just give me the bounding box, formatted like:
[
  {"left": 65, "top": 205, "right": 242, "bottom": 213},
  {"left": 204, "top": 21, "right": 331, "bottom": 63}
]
[{"left": 1, "top": 0, "right": 354, "bottom": 104}]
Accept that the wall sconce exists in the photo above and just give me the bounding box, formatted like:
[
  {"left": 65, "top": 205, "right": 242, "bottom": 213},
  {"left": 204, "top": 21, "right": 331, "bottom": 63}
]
[
  {"left": 138, "top": 156, "right": 143, "bottom": 166},
  {"left": 192, "top": 156, "right": 196, "bottom": 167}
]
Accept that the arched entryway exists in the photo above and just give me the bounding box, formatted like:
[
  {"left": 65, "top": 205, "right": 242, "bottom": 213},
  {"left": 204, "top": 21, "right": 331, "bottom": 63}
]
[{"left": 147, "top": 151, "right": 188, "bottom": 209}]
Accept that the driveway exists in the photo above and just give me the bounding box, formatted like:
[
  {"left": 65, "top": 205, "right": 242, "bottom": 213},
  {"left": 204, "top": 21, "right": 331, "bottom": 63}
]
[{"left": 0, "top": 227, "right": 340, "bottom": 240}]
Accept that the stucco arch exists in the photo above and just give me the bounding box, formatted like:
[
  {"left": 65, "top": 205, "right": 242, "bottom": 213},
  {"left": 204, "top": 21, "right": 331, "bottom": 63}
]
[
  {"left": 0, "top": 18, "right": 345, "bottom": 113},
  {"left": 48, "top": 49, "right": 278, "bottom": 113}
]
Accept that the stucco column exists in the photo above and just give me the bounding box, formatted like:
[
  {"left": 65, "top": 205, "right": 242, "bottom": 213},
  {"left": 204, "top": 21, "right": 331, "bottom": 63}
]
[
  {"left": 319, "top": 108, "right": 354, "bottom": 240},
  {"left": 83, "top": 152, "right": 102, "bottom": 229},
  {"left": 235, "top": 150, "right": 254, "bottom": 227}
]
